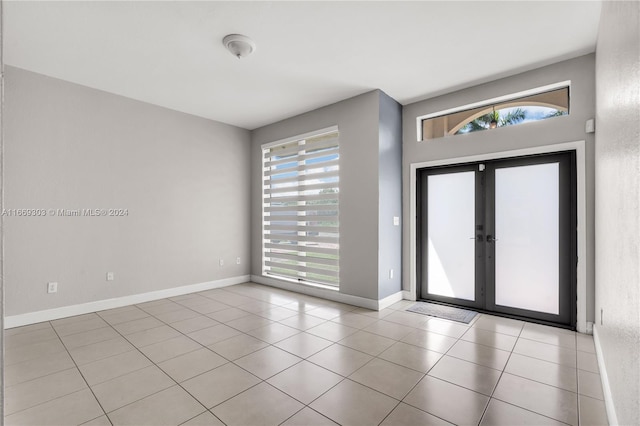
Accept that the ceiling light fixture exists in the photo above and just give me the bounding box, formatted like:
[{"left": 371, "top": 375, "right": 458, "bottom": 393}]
[
  {"left": 490, "top": 106, "right": 498, "bottom": 129},
  {"left": 222, "top": 34, "right": 256, "bottom": 59}
]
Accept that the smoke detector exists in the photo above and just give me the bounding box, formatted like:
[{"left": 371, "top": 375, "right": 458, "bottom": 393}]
[{"left": 222, "top": 34, "right": 256, "bottom": 59}]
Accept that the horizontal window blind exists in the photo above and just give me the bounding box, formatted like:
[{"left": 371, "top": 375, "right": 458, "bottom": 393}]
[{"left": 263, "top": 129, "right": 340, "bottom": 287}]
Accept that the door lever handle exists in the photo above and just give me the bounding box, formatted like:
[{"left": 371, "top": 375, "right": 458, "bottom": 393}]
[
  {"left": 486, "top": 235, "right": 498, "bottom": 243},
  {"left": 469, "top": 235, "right": 484, "bottom": 242}
]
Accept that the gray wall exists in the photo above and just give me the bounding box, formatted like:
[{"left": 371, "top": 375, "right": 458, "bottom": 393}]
[
  {"left": 251, "top": 90, "right": 403, "bottom": 303},
  {"left": 378, "top": 91, "right": 402, "bottom": 299},
  {"left": 402, "top": 54, "right": 596, "bottom": 323},
  {"left": 251, "top": 91, "right": 381, "bottom": 301},
  {"left": 4, "top": 66, "right": 251, "bottom": 316},
  {"left": 594, "top": 2, "right": 640, "bottom": 425}
]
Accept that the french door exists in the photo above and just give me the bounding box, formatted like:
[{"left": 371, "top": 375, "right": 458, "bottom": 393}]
[{"left": 417, "top": 152, "right": 576, "bottom": 327}]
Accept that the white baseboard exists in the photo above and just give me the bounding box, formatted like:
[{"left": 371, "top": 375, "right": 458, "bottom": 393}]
[
  {"left": 251, "top": 274, "right": 380, "bottom": 310},
  {"left": 378, "top": 291, "right": 404, "bottom": 310},
  {"left": 593, "top": 325, "right": 619, "bottom": 426},
  {"left": 4, "top": 275, "right": 250, "bottom": 329}
]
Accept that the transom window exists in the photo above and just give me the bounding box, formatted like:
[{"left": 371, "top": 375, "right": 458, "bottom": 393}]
[
  {"left": 421, "top": 86, "right": 570, "bottom": 140},
  {"left": 262, "top": 127, "right": 340, "bottom": 288}
]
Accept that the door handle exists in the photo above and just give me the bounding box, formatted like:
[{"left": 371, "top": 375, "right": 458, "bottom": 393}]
[
  {"left": 469, "top": 235, "right": 484, "bottom": 242},
  {"left": 486, "top": 235, "right": 498, "bottom": 243}
]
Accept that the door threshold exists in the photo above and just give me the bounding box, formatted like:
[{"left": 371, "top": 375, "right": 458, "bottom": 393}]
[{"left": 417, "top": 298, "right": 575, "bottom": 332}]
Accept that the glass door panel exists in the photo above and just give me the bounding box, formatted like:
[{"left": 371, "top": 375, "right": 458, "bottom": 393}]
[
  {"left": 494, "top": 163, "right": 560, "bottom": 314},
  {"left": 426, "top": 171, "right": 476, "bottom": 301}
]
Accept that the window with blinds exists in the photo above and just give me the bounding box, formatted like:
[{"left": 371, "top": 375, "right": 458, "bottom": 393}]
[{"left": 262, "top": 127, "right": 340, "bottom": 288}]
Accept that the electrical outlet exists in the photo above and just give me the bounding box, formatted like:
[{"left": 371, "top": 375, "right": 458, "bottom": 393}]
[
  {"left": 106, "top": 272, "right": 114, "bottom": 281},
  {"left": 47, "top": 282, "right": 58, "bottom": 294},
  {"left": 389, "top": 269, "right": 394, "bottom": 279},
  {"left": 219, "top": 259, "right": 224, "bottom": 267},
  {"left": 393, "top": 216, "right": 400, "bottom": 226},
  {"left": 236, "top": 257, "right": 241, "bottom": 265}
]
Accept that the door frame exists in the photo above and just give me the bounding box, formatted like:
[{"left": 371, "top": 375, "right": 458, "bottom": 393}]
[{"left": 408, "top": 141, "right": 588, "bottom": 332}]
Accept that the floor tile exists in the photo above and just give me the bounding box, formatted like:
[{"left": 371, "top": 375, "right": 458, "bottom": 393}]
[
  {"left": 473, "top": 315, "right": 524, "bottom": 337},
  {"left": 378, "top": 341, "right": 443, "bottom": 373},
  {"left": 5, "top": 327, "right": 59, "bottom": 348},
  {"left": 91, "top": 365, "right": 174, "bottom": 413},
  {"left": 268, "top": 360, "right": 343, "bottom": 404},
  {"left": 208, "top": 334, "right": 269, "bottom": 360},
  {"left": 246, "top": 322, "right": 301, "bottom": 343},
  {"left": 113, "top": 316, "right": 164, "bottom": 335},
  {"left": 480, "top": 399, "right": 567, "bottom": 425},
  {"left": 181, "top": 363, "right": 261, "bottom": 408},
  {"left": 206, "top": 307, "right": 252, "bottom": 323},
  {"left": 310, "top": 379, "right": 398, "bottom": 426},
  {"left": 331, "top": 312, "right": 379, "bottom": 329},
  {"left": 447, "top": 339, "right": 511, "bottom": 370},
  {"left": 180, "top": 411, "right": 225, "bottom": 425},
  {"left": 521, "top": 323, "right": 576, "bottom": 349},
  {"left": 577, "top": 350, "right": 599, "bottom": 373},
  {"left": 187, "top": 324, "right": 241, "bottom": 346},
  {"left": 404, "top": 375, "right": 489, "bottom": 426},
  {"left": 578, "top": 395, "right": 608, "bottom": 426},
  {"left": 237, "top": 300, "right": 275, "bottom": 314},
  {"left": 170, "top": 315, "right": 219, "bottom": 334},
  {"left": 256, "top": 306, "right": 300, "bottom": 321},
  {"left": 578, "top": 369, "right": 604, "bottom": 400},
  {"left": 5, "top": 389, "right": 103, "bottom": 426},
  {"left": 274, "top": 332, "right": 333, "bottom": 358},
  {"left": 52, "top": 316, "right": 109, "bottom": 337},
  {"left": 362, "top": 320, "right": 415, "bottom": 340},
  {"left": 139, "top": 301, "right": 184, "bottom": 316},
  {"left": 138, "top": 335, "right": 203, "bottom": 363},
  {"left": 461, "top": 327, "right": 518, "bottom": 352},
  {"left": 338, "top": 330, "right": 395, "bottom": 356},
  {"left": 154, "top": 308, "right": 201, "bottom": 324},
  {"left": 234, "top": 345, "right": 302, "bottom": 379},
  {"left": 212, "top": 382, "right": 304, "bottom": 426},
  {"left": 505, "top": 353, "right": 577, "bottom": 392},
  {"left": 306, "top": 321, "right": 358, "bottom": 342},
  {"left": 126, "top": 325, "right": 182, "bottom": 348},
  {"left": 281, "top": 407, "right": 339, "bottom": 426},
  {"left": 279, "top": 314, "right": 327, "bottom": 331},
  {"left": 493, "top": 373, "right": 578, "bottom": 425},
  {"left": 401, "top": 329, "right": 457, "bottom": 353},
  {"left": 350, "top": 358, "right": 424, "bottom": 400},
  {"left": 380, "top": 402, "right": 453, "bottom": 426},
  {"left": 79, "top": 349, "right": 152, "bottom": 385},
  {"left": 81, "top": 415, "right": 113, "bottom": 425},
  {"left": 51, "top": 313, "right": 100, "bottom": 327},
  {"left": 69, "top": 337, "right": 135, "bottom": 365},
  {"left": 189, "top": 300, "right": 230, "bottom": 314},
  {"left": 383, "top": 310, "right": 429, "bottom": 328},
  {"left": 5, "top": 338, "right": 68, "bottom": 366},
  {"left": 158, "top": 348, "right": 227, "bottom": 382},
  {"left": 4, "top": 350, "right": 75, "bottom": 387},
  {"left": 306, "top": 306, "right": 346, "bottom": 320},
  {"left": 428, "top": 355, "right": 501, "bottom": 396},
  {"left": 60, "top": 326, "right": 121, "bottom": 349},
  {"left": 577, "top": 333, "right": 596, "bottom": 354},
  {"left": 420, "top": 318, "right": 470, "bottom": 338},
  {"left": 307, "top": 344, "right": 373, "bottom": 376},
  {"left": 388, "top": 300, "right": 416, "bottom": 310},
  {"left": 99, "top": 307, "right": 150, "bottom": 325},
  {"left": 5, "top": 322, "right": 52, "bottom": 337},
  {"left": 5, "top": 368, "right": 87, "bottom": 415},
  {"left": 107, "top": 385, "right": 205, "bottom": 426},
  {"left": 513, "top": 337, "right": 577, "bottom": 367},
  {"left": 225, "top": 314, "right": 274, "bottom": 332}
]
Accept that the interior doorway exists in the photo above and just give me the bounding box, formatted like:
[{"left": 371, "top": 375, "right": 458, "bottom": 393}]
[{"left": 417, "top": 152, "right": 577, "bottom": 328}]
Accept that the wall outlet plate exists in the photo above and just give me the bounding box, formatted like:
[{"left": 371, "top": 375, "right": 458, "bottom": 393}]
[
  {"left": 236, "top": 257, "right": 241, "bottom": 265},
  {"left": 106, "top": 272, "right": 114, "bottom": 281},
  {"left": 47, "top": 282, "right": 58, "bottom": 293},
  {"left": 219, "top": 259, "right": 224, "bottom": 266}
]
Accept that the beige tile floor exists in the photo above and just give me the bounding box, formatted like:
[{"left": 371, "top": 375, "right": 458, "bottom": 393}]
[{"left": 4, "top": 282, "right": 609, "bottom": 426}]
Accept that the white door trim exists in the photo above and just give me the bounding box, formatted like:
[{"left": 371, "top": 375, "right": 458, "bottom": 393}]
[{"left": 408, "top": 140, "right": 588, "bottom": 332}]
